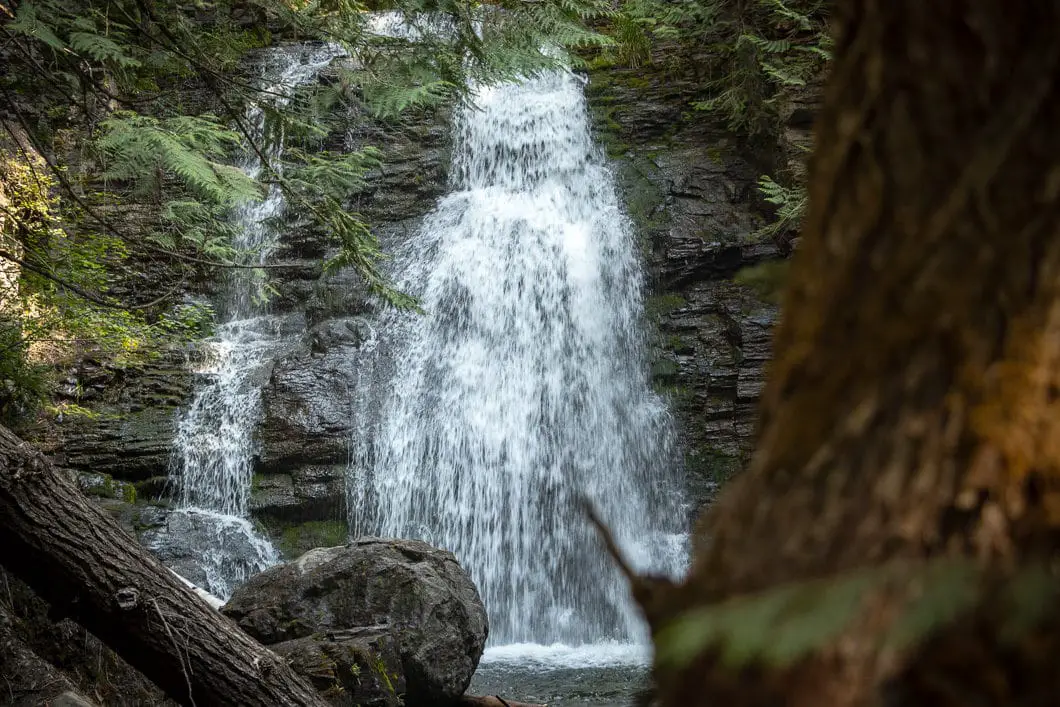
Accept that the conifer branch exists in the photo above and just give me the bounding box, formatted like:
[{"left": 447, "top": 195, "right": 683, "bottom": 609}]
[
  {"left": 0, "top": 248, "right": 177, "bottom": 310},
  {"left": 0, "top": 89, "right": 313, "bottom": 272}
]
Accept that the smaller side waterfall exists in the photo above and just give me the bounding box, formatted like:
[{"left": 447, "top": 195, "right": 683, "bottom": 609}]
[{"left": 161, "top": 44, "right": 342, "bottom": 599}]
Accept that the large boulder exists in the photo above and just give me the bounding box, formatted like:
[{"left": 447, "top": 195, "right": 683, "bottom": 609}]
[{"left": 222, "top": 538, "right": 488, "bottom": 706}]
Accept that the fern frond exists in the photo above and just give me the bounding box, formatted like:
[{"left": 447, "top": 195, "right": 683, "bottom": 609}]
[
  {"left": 68, "top": 31, "right": 142, "bottom": 68},
  {"left": 8, "top": 3, "right": 66, "bottom": 50},
  {"left": 737, "top": 33, "right": 792, "bottom": 54},
  {"left": 285, "top": 148, "right": 383, "bottom": 199},
  {"left": 759, "top": 0, "right": 813, "bottom": 30},
  {"left": 363, "top": 76, "right": 457, "bottom": 117},
  {"left": 754, "top": 174, "right": 806, "bottom": 238},
  {"left": 760, "top": 60, "right": 807, "bottom": 87},
  {"left": 97, "top": 114, "right": 262, "bottom": 205}
]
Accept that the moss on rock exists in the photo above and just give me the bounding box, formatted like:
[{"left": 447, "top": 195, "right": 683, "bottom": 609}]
[
  {"left": 646, "top": 294, "right": 688, "bottom": 321},
  {"left": 686, "top": 447, "right": 743, "bottom": 493},
  {"left": 277, "top": 519, "right": 349, "bottom": 558}
]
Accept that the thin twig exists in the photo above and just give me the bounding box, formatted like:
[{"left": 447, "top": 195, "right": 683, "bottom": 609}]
[
  {"left": 152, "top": 598, "right": 197, "bottom": 707},
  {"left": 578, "top": 494, "right": 637, "bottom": 583}
]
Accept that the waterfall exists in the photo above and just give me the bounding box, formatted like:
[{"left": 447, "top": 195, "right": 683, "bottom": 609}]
[
  {"left": 349, "top": 68, "right": 688, "bottom": 647},
  {"left": 163, "top": 44, "right": 343, "bottom": 599}
]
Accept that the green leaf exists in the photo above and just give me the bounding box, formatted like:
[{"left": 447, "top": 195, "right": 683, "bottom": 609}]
[
  {"left": 68, "top": 31, "right": 142, "bottom": 68},
  {"left": 9, "top": 3, "right": 66, "bottom": 50},
  {"left": 656, "top": 568, "right": 879, "bottom": 670}
]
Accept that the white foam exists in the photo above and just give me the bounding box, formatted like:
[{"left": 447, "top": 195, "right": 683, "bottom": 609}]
[{"left": 479, "top": 642, "right": 652, "bottom": 669}]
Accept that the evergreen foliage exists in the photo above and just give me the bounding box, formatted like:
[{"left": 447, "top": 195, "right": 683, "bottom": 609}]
[
  {"left": 96, "top": 114, "right": 262, "bottom": 205},
  {"left": 600, "top": 0, "right": 830, "bottom": 239},
  {"left": 0, "top": 0, "right": 616, "bottom": 420},
  {"left": 686, "top": 0, "right": 828, "bottom": 239},
  {"left": 618, "top": 0, "right": 830, "bottom": 135},
  {"left": 754, "top": 173, "right": 806, "bottom": 239}
]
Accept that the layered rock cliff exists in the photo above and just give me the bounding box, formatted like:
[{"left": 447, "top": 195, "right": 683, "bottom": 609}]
[
  {"left": 34, "top": 45, "right": 790, "bottom": 551},
  {"left": 30, "top": 57, "right": 456, "bottom": 557},
  {"left": 586, "top": 53, "right": 785, "bottom": 515}
]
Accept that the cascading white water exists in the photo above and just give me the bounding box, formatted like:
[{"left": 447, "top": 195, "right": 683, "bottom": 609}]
[
  {"left": 350, "top": 68, "right": 688, "bottom": 647},
  {"left": 166, "top": 44, "right": 343, "bottom": 599}
]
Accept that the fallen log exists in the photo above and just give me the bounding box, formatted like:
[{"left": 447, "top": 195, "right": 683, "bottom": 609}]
[
  {"left": 0, "top": 424, "right": 326, "bottom": 707},
  {"left": 458, "top": 696, "right": 548, "bottom": 707}
]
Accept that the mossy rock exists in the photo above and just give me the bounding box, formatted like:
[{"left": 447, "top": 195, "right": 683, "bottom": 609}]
[
  {"left": 650, "top": 358, "right": 681, "bottom": 385},
  {"left": 78, "top": 471, "right": 137, "bottom": 504},
  {"left": 277, "top": 519, "right": 349, "bottom": 558},
  {"left": 685, "top": 449, "right": 744, "bottom": 508},
  {"left": 733, "top": 260, "right": 791, "bottom": 304},
  {"left": 614, "top": 156, "right": 670, "bottom": 253},
  {"left": 133, "top": 476, "right": 170, "bottom": 501},
  {"left": 655, "top": 384, "right": 694, "bottom": 405},
  {"left": 645, "top": 293, "right": 688, "bottom": 321},
  {"left": 666, "top": 335, "right": 695, "bottom": 355},
  {"left": 270, "top": 630, "right": 404, "bottom": 707}
]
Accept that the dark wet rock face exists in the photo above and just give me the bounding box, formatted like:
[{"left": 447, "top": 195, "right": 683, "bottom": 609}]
[
  {"left": 249, "top": 464, "right": 347, "bottom": 520},
  {"left": 257, "top": 342, "right": 360, "bottom": 474},
  {"left": 140, "top": 509, "right": 278, "bottom": 598},
  {"left": 223, "top": 539, "right": 488, "bottom": 706},
  {"left": 587, "top": 51, "right": 786, "bottom": 515},
  {"left": 228, "top": 103, "right": 453, "bottom": 548},
  {"left": 39, "top": 78, "right": 452, "bottom": 558}
]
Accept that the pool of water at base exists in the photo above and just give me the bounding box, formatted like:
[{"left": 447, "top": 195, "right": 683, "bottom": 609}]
[{"left": 468, "top": 643, "right": 652, "bottom": 706}]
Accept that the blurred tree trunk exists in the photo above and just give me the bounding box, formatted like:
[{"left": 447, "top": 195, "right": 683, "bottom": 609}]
[{"left": 651, "top": 1, "right": 1060, "bottom": 704}]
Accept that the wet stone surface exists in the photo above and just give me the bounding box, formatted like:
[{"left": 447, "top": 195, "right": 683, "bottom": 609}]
[{"left": 469, "top": 647, "right": 652, "bottom": 706}]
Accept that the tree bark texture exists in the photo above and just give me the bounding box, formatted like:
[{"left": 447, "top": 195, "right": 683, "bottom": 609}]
[
  {"left": 656, "top": 1, "right": 1060, "bottom": 704},
  {"left": 0, "top": 424, "right": 327, "bottom": 707}
]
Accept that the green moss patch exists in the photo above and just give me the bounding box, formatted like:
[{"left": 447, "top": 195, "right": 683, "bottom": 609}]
[
  {"left": 645, "top": 294, "right": 688, "bottom": 321},
  {"left": 278, "top": 520, "right": 349, "bottom": 559},
  {"left": 686, "top": 449, "right": 743, "bottom": 487}
]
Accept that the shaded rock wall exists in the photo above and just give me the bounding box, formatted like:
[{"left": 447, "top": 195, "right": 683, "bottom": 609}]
[
  {"left": 586, "top": 51, "right": 785, "bottom": 514},
  {"left": 247, "top": 96, "right": 454, "bottom": 544},
  {"left": 38, "top": 353, "right": 192, "bottom": 494},
  {"left": 43, "top": 44, "right": 793, "bottom": 546}
]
